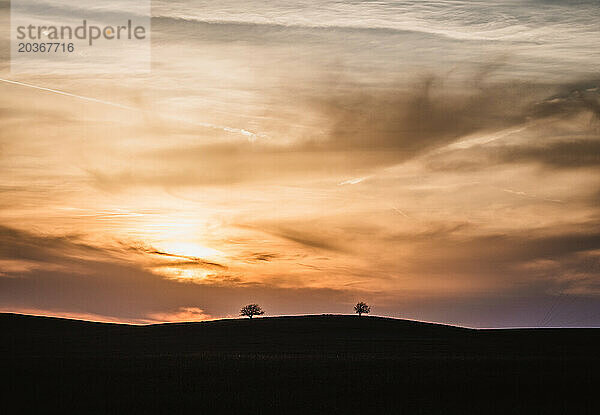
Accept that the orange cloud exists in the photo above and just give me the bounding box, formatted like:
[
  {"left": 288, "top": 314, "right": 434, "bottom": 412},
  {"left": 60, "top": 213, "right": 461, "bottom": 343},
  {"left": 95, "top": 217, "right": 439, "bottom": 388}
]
[{"left": 147, "top": 307, "right": 213, "bottom": 323}]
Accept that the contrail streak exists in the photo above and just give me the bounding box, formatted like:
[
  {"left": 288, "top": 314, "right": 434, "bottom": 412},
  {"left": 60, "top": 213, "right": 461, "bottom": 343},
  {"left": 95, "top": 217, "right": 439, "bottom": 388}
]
[
  {"left": 0, "top": 77, "right": 260, "bottom": 139},
  {"left": 0, "top": 78, "right": 136, "bottom": 110}
]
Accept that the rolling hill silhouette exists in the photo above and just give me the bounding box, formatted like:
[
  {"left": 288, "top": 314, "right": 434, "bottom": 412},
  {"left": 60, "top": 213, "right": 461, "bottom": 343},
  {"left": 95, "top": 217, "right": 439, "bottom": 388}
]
[{"left": 1, "top": 313, "right": 598, "bottom": 414}]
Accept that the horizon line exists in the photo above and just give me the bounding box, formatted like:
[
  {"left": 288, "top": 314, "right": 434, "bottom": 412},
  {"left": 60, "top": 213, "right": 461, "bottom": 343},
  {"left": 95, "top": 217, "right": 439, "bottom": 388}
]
[{"left": 2, "top": 311, "right": 599, "bottom": 330}]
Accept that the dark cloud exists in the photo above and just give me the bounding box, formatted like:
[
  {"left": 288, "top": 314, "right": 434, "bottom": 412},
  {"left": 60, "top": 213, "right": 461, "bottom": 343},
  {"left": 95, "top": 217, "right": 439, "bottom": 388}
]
[
  {"left": 314, "top": 76, "right": 534, "bottom": 156},
  {"left": 529, "top": 82, "right": 600, "bottom": 121},
  {"left": 125, "top": 243, "right": 227, "bottom": 269},
  {"left": 426, "top": 136, "right": 600, "bottom": 173},
  {"left": 424, "top": 81, "right": 600, "bottom": 172},
  {"left": 268, "top": 229, "right": 344, "bottom": 252},
  {"left": 244, "top": 252, "right": 280, "bottom": 262},
  {"left": 240, "top": 224, "right": 347, "bottom": 253},
  {"left": 84, "top": 75, "right": 600, "bottom": 191},
  {"left": 457, "top": 227, "right": 600, "bottom": 265},
  {"left": 496, "top": 139, "right": 600, "bottom": 168},
  {"left": 0, "top": 225, "right": 100, "bottom": 264},
  {"left": 387, "top": 221, "right": 600, "bottom": 295},
  {"left": 381, "top": 219, "right": 600, "bottom": 268},
  {"left": 385, "top": 222, "right": 472, "bottom": 243}
]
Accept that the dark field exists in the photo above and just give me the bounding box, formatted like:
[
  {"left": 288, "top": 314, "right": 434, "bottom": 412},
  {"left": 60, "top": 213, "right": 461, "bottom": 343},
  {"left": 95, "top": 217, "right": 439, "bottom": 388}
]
[{"left": 1, "top": 313, "right": 598, "bottom": 414}]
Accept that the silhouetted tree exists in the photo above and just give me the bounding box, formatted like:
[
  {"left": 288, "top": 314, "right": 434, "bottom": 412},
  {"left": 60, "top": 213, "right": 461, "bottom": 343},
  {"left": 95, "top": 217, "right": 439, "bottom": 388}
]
[
  {"left": 354, "top": 302, "right": 370, "bottom": 316},
  {"left": 240, "top": 304, "right": 264, "bottom": 319}
]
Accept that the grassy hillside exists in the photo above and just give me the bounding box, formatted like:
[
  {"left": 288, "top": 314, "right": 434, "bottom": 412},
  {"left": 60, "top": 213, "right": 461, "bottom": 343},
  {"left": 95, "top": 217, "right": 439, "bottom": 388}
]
[{"left": 1, "top": 313, "right": 598, "bottom": 414}]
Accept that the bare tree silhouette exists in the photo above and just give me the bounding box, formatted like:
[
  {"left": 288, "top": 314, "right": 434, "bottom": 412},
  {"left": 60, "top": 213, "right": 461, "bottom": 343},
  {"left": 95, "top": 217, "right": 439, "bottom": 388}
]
[
  {"left": 240, "top": 304, "right": 265, "bottom": 319},
  {"left": 354, "top": 302, "right": 370, "bottom": 316}
]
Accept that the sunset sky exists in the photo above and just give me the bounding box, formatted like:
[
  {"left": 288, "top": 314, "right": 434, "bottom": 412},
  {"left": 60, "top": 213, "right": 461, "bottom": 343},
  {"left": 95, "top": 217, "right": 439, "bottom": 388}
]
[{"left": 1, "top": 0, "right": 599, "bottom": 327}]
